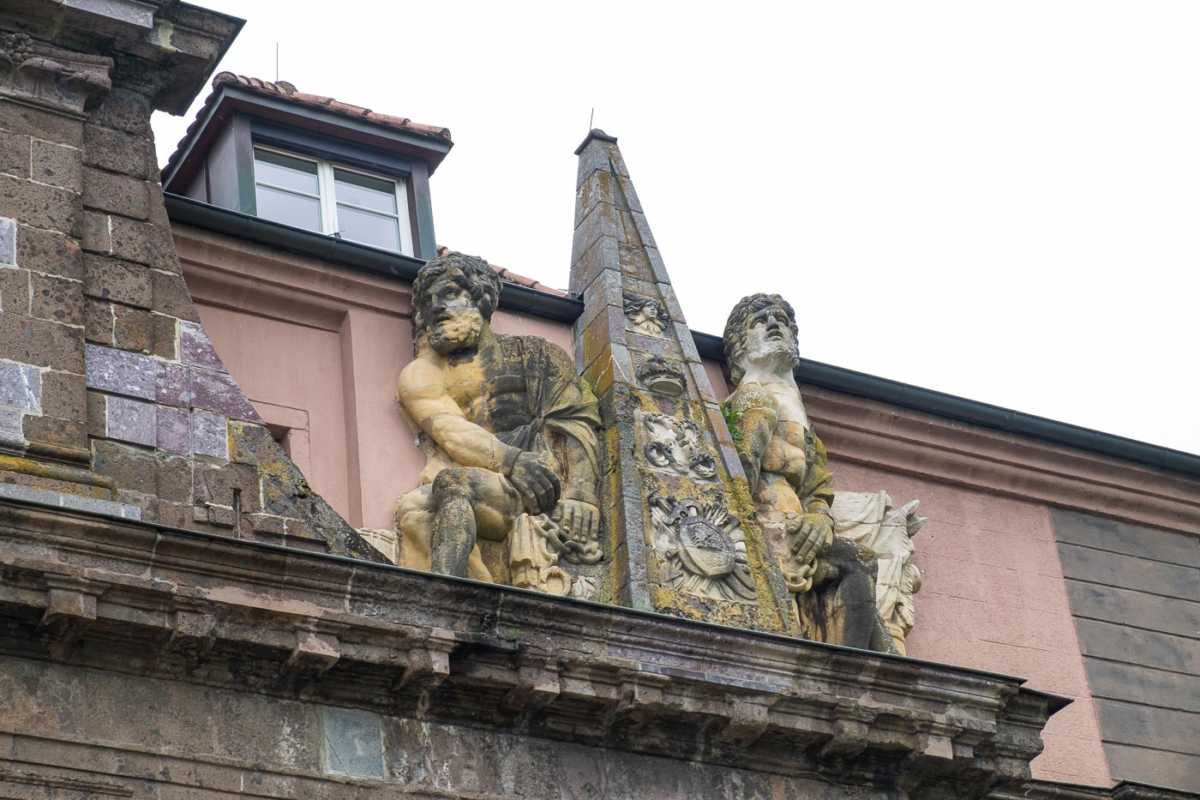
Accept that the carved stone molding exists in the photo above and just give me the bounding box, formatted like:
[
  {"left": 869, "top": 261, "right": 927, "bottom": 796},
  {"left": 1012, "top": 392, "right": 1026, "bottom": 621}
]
[
  {"left": 635, "top": 353, "right": 686, "bottom": 396},
  {"left": 0, "top": 32, "right": 112, "bottom": 114},
  {"left": 639, "top": 411, "right": 717, "bottom": 480},
  {"left": 648, "top": 493, "right": 756, "bottom": 601}
]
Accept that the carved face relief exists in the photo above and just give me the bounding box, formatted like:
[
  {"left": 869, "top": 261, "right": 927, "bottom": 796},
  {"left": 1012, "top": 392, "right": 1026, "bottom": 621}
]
[
  {"left": 422, "top": 274, "right": 484, "bottom": 355},
  {"left": 649, "top": 494, "right": 756, "bottom": 602},
  {"left": 641, "top": 413, "right": 717, "bottom": 480},
  {"left": 623, "top": 295, "right": 670, "bottom": 337}
]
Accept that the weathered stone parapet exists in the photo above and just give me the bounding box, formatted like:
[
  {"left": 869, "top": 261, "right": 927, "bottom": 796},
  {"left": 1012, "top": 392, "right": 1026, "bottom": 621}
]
[{"left": 0, "top": 499, "right": 1063, "bottom": 798}]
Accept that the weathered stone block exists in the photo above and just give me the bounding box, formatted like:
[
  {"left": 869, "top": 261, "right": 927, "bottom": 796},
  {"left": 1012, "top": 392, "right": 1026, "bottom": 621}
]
[
  {"left": 23, "top": 414, "right": 85, "bottom": 451},
  {"left": 41, "top": 370, "right": 85, "bottom": 421},
  {"left": 93, "top": 440, "right": 158, "bottom": 494},
  {"left": 31, "top": 139, "right": 81, "bottom": 193},
  {"left": 193, "top": 460, "right": 260, "bottom": 512},
  {"left": 189, "top": 367, "right": 260, "bottom": 421},
  {"left": 0, "top": 173, "right": 80, "bottom": 234},
  {"left": 150, "top": 270, "right": 199, "bottom": 320},
  {"left": 191, "top": 409, "right": 228, "bottom": 459},
  {"left": 0, "top": 131, "right": 31, "bottom": 179},
  {"left": 83, "top": 254, "right": 151, "bottom": 307},
  {"left": 113, "top": 304, "right": 152, "bottom": 352},
  {"left": 157, "top": 454, "right": 193, "bottom": 503},
  {"left": 84, "top": 343, "right": 158, "bottom": 399},
  {"left": 84, "top": 297, "right": 113, "bottom": 344},
  {"left": 179, "top": 320, "right": 223, "bottom": 370},
  {"left": 85, "top": 390, "right": 106, "bottom": 437},
  {"left": 89, "top": 89, "right": 152, "bottom": 136},
  {"left": 80, "top": 211, "right": 111, "bottom": 254},
  {"left": 110, "top": 216, "right": 176, "bottom": 269},
  {"left": 105, "top": 395, "right": 157, "bottom": 447},
  {"left": 0, "top": 100, "right": 84, "bottom": 147},
  {"left": 156, "top": 406, "right": 189, "bottom": 455},
  {"left": 0, "top": 406, "right": 25, "bottom": 447},
  {"left": 82, "top": 125, "right": 153, "bottom": 178},
  {"left": 149, "top": 313, "right": 177, "bottom": 359},
  {"left": 0, "top": 217, "right": 14, "bottom": 265},
  {"left": 15, "top": 224, "right": 82, "bottom": 279},
  {"left": 82, "top": 167, "right": 148, "bottom": 219},
  {"left": 156, "top": 361, "right": 189, "bottom": 407},
  {"left": 0, "top": 315, "right": 83, "bottom": 371},
  {"left": 0, "top": 265, "right": 30, "bottom": 312},
  {"left": 30, "top": 272, "right": 83, "bottom": 326},
  {"left": 321, "top": 707, "right": 385, "bottom": 779},
  {"left": 0, "top": 360, "right": 41, "bottom": 411}
]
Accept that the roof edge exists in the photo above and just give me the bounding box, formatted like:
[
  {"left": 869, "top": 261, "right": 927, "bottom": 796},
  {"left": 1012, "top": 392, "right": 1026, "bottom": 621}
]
[{"left": 165, "top": 194, "right": 1200, "bottom": 480}]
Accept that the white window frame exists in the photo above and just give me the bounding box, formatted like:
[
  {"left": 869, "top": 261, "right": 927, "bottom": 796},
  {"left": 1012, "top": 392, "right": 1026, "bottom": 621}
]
[{"left": 253, "top": 144, "right": 415, "bottom": 257}]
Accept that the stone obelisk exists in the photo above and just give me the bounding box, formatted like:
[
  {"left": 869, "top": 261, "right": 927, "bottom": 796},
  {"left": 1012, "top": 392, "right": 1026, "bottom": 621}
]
[{"left": 570, "top": 130, "right": 798, "bottom": 633}]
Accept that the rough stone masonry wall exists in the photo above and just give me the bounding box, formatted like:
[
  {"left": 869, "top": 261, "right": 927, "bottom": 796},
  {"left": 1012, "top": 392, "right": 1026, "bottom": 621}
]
[{"left": 0, "top": 12, "right": 377, "bottom": 561}]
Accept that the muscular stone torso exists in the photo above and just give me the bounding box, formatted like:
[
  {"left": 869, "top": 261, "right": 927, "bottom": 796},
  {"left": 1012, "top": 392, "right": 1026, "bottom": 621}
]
[{"left": 440, "top": 337, "right": 540, "bottom": 435}]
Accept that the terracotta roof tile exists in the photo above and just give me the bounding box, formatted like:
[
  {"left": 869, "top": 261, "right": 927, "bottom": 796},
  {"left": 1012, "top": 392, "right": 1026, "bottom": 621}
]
[
  {"left": 162, "top": 72, "right": 451, "bottom": 183},
  {"left": 436, "top": 246, "right": 568, "bottom": 298}
]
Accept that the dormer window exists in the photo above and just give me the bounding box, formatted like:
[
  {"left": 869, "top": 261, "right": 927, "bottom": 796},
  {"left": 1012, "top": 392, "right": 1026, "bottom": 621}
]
[{"left": 252, "top": 146, "right": 414, "bottom": 255}]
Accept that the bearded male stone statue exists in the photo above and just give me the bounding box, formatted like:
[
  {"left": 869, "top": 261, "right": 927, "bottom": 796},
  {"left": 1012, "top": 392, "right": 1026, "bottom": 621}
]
[
  {"left": 394, "top": 252, "right": 602, "bottom": 595},
  {"left": 722, "top": 294, "right": 897, "bottom": 651}
]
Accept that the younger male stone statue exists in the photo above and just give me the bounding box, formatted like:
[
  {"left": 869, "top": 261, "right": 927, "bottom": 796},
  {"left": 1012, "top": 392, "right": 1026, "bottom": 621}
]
[
  {"left": 722, "top": 294, "right": 895, "bottom": 651},
  {"left": 395, "top": 253, "right": 601, "bottom": 593}
]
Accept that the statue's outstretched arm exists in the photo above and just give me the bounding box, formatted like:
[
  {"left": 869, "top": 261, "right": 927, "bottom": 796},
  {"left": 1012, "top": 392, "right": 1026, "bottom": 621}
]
[{"left": 397, "top": 357, "right": 520, "bottom": 473}]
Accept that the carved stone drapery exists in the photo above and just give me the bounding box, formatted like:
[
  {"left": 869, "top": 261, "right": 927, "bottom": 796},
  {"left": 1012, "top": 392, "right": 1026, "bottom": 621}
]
[{"left": 0, "top": 33, "right": 112, "bottom": 114}]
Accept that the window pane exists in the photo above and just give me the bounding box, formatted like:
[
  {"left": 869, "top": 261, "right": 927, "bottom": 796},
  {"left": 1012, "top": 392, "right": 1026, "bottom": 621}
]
[
  {"left": 334, "top": 168, "right": 396, "bottom": 214},
  {"left": 256, "top": 185, "right": 322, "bottom": 231},
  {"left": 254, "top": 149, "right": 319, "bottom": 195},
  {"left": 337, "top": 205, "right": 400, "bottom": 251}
]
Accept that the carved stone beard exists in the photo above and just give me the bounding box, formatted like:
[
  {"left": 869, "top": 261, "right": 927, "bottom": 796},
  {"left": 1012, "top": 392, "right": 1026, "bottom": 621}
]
[
  {"left": 739, "top": 327, "right": 799, "bottom": 382},
  {"left": 426, "top": 307, "right": 485, "bottom": 356}
]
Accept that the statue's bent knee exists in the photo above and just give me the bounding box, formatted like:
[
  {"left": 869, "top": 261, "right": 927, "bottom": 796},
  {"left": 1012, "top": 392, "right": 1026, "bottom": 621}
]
[{"left": 432, "top": 467, "right": 473, "bottom": 505}]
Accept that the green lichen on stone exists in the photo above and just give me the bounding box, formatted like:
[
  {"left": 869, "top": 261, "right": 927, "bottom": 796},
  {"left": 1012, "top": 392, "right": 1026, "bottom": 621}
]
[{"left": 722, "top": 405, "right": 743, "bottom": 443}]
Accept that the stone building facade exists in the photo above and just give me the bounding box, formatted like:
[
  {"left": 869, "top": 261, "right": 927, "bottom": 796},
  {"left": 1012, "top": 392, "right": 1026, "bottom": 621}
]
[{"left": 0, "top": 2, "right": 1197, "bottom": 799}]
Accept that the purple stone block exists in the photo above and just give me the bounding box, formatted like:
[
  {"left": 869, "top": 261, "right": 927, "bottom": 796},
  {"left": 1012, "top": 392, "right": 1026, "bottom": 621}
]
[
  {"left": 188, "top": 367, "right": 260, "bottom": 422},
  {"left": 157, "top": 405, "right": 190, "bottom": 455},
  {"left": 85, "top": 344, "right": 159, "bottom": 400},
  {"left": 0, "top": 360, "right": 41, "bottom": 412},
  {"left": 156, "top": 362, "right": 191, "bottom": 408},
  {"left": 190, "top": 410, "right": 228, "bottom": 459},
  {"left": 179, "top": 321, "right": 225, "bottom": 371},
  {"left": 105, "top": 395, "right": 157, "bottom": 447}
]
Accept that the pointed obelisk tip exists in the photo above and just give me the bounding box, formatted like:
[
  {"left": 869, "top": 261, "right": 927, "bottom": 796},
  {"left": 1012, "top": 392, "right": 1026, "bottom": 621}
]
[{"left": 574, "top": 128, "right": 618, "bottom": 155}]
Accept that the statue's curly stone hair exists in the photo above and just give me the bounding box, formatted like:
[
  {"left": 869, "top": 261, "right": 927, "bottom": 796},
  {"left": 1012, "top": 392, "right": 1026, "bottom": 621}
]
[
  {"left": 411, "top": 251, "right": 502, "bottom": 336},
  {"left": 722, "top": 293, "right": 799, "bottom": 386}
]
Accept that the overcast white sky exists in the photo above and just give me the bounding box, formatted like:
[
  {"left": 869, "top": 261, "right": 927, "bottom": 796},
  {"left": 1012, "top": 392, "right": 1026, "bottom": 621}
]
[{"left": 153, "top": 1, "right": 1200, "bottom": 456}]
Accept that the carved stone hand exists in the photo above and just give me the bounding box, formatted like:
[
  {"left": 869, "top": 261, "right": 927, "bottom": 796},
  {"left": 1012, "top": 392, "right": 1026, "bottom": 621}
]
[{"left": 507, "top": 451, "right": 562, "bottom": 515}]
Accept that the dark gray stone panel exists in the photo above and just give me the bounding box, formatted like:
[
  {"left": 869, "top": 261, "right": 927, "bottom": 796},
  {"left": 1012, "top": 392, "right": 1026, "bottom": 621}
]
[
  {"left": 1084, "top": 657, "right": 1200, "bottom": 714},
  {"left": 1095, "top": 698, "right": 1200, "bottom": 757},
  {"left": 1065, "top": 579, "right": 1200, "bottom": 639},
  {"left": 1059, "top": 542, "right": 1199, "bottom": 602},
  {"left": 1075, "top": 618, "right": 1200, "bottom": 675},
  {"left": 1103, "top": 743, "right": 1200, "bottom": 794},
  {"left": 1051, "top": 508, "right": 1200, "bottom": 568}
]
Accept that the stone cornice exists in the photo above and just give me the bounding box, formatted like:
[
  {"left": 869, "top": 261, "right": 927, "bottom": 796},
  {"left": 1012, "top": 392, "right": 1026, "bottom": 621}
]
[
  {"left": 0, "top": 499, "right": 1065, "bottom": 797},
  {"left": 993, "top": 779, "right": 1200, "bottom": 800},
  {"left": 805, "top": 386, "right": 1200, "bottom": 535},
  {"left": 0, "top": 31, "right": 112, "bottom": 114}
]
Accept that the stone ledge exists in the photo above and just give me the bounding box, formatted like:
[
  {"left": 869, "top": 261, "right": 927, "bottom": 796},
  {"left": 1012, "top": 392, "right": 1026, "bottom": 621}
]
[{"left": 0, "top": 499, "right": 1065, "bottom": 798}]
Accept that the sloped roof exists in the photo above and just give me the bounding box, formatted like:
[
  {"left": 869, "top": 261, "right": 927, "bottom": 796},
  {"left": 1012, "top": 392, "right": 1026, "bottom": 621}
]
[{"left": 162, "top": 72, "right": 452, "bottom": 182}]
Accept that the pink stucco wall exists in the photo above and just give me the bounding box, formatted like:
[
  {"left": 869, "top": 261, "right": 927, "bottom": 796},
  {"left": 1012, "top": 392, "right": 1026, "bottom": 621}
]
[{"left": 181, "top": 226, "right": 1109, "bottom": 787}]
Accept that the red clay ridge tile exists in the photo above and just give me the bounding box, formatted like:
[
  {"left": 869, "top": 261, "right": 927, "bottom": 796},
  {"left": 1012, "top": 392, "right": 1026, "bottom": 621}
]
[{"left": 436, "top": 246, "right": 568, "bottom": 298}]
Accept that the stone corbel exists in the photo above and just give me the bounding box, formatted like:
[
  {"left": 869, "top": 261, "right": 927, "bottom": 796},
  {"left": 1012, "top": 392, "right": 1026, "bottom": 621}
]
[
  {"left": 604, "top": 669, "right": 672, "bottom": 731},
  {"left": 818, "top": 701, "right": 878, "bottom": 764},
  {"left": 394, "top": 628, "right": 457, "bottom": 705},
  {"left": 286, "top": 621, "right": 342, "bottom": 676},
  {"left": 167, "top": 597, "right": 218, "bottom": 661},
  {"left": 40, "top": 574, "right": 101, "bottom": 658},
  {"left": 501, "top": 656, "right": 561, "bottom": 715},
  {"left": 0, "top": 33, "right": 112, "bottom": 114},
  {"left": 717, "top": 695, "right": 773, "bottom": 748}
]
